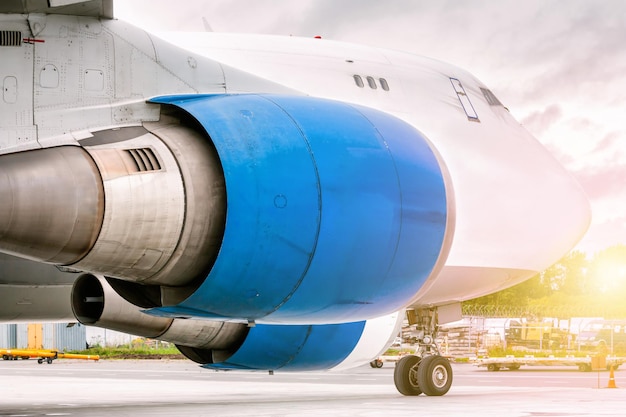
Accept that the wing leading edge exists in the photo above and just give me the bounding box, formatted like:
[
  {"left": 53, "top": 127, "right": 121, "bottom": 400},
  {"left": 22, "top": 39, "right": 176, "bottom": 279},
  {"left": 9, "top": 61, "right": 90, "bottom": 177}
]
[{"left": 0, "top": 0, "right": 113, "bottom": 19}]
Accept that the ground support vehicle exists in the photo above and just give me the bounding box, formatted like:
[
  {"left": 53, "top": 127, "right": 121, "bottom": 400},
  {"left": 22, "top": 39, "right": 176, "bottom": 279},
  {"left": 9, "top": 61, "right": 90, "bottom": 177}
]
[
  {"left": 0, "top": 349, "right": 99, "bottom": 363},
  {"left": 474, "top": 355, "right": 625, "bottom": 372}
]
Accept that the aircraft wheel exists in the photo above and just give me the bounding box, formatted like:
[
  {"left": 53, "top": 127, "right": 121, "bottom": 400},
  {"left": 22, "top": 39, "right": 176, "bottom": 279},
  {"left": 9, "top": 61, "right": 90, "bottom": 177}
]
[
  {"left": 417, "top": 355, "right": 453, "bottom": 396},
  {"left": 369, "top": 359, "right": 383, "bottom": 368},
  {"left": 393, "top": 355, "right": 422, "bottom": 396}
]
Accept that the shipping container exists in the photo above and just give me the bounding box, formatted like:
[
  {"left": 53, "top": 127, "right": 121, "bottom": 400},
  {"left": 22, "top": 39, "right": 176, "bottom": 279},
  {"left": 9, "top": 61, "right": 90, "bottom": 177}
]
[
  {"left": 15, "top": 323, "right": 86, "bottom": 351},
  {"left": 50, "top": 323, "right": 86, "bottom": 351},
  {"left": 0, "top": 324, "right": 17, "bottom": 348}
]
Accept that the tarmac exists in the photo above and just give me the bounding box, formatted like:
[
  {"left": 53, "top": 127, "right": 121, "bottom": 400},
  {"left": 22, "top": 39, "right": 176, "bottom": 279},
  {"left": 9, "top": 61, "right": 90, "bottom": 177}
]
[{"left": 0, "top": 359, "right": 625, "bottom": 416}]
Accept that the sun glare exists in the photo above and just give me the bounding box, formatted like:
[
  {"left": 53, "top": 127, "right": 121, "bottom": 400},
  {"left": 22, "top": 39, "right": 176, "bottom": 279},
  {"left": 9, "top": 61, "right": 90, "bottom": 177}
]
[{"left": 589, "top": 251, "right": 626, "bottom": 294}]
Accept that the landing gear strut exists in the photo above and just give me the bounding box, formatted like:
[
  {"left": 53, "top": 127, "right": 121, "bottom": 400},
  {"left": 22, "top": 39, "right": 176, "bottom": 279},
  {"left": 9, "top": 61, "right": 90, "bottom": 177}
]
[{"left": 393, "top": 307, "right": 453, "bottom": 396}]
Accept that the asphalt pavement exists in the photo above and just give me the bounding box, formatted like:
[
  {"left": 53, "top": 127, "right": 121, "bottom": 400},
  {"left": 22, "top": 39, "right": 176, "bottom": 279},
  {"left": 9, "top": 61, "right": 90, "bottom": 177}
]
[{"left": 0, "top": 359, "right": 624, "bottom": 416}]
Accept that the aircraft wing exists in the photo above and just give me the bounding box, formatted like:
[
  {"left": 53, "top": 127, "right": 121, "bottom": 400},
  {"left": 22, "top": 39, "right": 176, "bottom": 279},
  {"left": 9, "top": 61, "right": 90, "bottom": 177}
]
[{"left": 0, "top": 0, "right": 113, "bottom": 19}]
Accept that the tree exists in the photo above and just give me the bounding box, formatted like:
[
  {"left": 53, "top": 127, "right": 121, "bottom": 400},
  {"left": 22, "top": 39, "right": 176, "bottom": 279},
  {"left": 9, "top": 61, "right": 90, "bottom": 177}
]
[
  {"left": 543, "top": 250, "right": 587, "bottom": 295},
  {"left": 463, "top": 246, "right": 626, "bottom": 318}
]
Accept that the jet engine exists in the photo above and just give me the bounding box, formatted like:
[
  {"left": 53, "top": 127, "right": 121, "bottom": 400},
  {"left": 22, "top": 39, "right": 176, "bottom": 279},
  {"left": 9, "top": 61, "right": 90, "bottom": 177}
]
[
  {"left": 72, "top": 274, "right": 248, "bottom": 362},
  {"left": 72, "top": 274, "right": 402, "bottom": 370},
  {"left": 0, "top": 94, "right": 453, "bottom": 324}
]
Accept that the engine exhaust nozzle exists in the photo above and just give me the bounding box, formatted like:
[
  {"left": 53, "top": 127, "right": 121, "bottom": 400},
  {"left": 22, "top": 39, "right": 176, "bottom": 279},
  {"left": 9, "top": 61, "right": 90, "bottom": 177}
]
[{"left": 0, "top": 147, "right": 104, "bottom": 264}]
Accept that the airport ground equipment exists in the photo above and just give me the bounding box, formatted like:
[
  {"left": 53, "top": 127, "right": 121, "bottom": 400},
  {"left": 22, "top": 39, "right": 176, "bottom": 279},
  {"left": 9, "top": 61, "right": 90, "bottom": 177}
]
[
  {"left": 474, "top": 355, "right": 625, "bottom": 372},
  {"left": 0, "top": 349, "right": 99, "bottom": 364}
]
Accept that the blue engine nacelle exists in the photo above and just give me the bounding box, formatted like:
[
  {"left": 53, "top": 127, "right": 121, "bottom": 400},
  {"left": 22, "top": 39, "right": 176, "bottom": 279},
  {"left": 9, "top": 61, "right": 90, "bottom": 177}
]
[
  {"left": 148, "top": 94, "right": 453, "bottom": 324},
  {"left": 178, "top": 312, "right": 403, "bottom": 371}
]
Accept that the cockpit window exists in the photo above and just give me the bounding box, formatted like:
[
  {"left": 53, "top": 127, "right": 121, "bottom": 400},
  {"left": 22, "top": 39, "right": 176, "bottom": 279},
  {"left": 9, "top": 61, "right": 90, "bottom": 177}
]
[
  {"left": 480, "top": 87, "right": 503, "bottom": 106},
  {"left": 450, "top": 77, "right": 479, "bottom": 122}
]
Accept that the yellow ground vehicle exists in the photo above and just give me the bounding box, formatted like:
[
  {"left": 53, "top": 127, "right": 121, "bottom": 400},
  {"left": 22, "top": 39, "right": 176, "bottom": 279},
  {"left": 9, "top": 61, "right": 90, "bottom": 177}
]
[
  {"left": 505, "top": 320, "right": 569, "bottom": 350},
  {"left": 0, "top": 349, "right": 99, "bottom": 363}
]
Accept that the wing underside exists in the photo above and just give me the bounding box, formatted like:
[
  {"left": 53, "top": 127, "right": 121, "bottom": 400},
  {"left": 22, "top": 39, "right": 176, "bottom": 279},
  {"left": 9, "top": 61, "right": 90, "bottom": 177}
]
[{"left": 0, "top": 0, "right": 113, "bottom": 19}]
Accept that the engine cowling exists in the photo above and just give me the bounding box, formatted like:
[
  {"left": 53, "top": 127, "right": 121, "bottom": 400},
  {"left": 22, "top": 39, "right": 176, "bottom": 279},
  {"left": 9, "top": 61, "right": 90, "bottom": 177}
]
[
  {"left": 149, "top": 94, "right": 453, "bottom": 324},
  {"left": 191, "top": 312, "right": 403, "bottom": 371}
]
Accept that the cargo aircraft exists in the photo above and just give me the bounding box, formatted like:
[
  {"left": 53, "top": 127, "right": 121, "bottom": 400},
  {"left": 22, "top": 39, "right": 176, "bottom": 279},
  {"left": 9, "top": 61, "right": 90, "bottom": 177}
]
[{"left": 0, "top": 0, "right": 590, "bottom": 396}]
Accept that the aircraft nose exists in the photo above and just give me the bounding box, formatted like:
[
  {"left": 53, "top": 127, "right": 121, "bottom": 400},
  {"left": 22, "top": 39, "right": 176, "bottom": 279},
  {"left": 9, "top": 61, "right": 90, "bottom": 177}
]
[
  {"left": 503, "top": 135, "right": 591, "bottom": 269},
  {"left": 0, "top": 147, "right": 104, "bottom": 264},
  {"left": 546, "top": 166, "right": 591, "bottom": 250}
]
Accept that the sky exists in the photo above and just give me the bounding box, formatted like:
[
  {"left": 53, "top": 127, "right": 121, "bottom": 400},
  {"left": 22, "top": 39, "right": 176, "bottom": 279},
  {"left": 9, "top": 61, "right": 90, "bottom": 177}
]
[{"left": 115, "top": 0, "right": 626, "bottom": 255}]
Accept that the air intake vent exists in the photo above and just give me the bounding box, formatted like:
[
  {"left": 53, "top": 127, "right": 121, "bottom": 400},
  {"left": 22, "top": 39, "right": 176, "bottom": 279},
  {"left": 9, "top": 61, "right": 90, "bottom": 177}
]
[
  {"left": 0, "top": 31, "right": 22, "bottom": 47},
  {"left": 125, "top": 148, "right": 161, "bottom": 172}
]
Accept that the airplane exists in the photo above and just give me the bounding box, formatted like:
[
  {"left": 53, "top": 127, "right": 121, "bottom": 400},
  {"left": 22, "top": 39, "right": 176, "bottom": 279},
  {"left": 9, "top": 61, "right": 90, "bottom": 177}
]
[{"left": 0, "top": 0, "right": 590, "bottom": 396}]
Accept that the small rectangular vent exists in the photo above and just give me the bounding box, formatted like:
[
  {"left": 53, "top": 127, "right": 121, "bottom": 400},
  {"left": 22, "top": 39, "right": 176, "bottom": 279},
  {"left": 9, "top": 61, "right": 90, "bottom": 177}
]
[
  {"left": 0, "top": 31, "right": 22, "bottom": 47},
  {"left": 125, "top": 148, "right": 161, "bottom": 172}
]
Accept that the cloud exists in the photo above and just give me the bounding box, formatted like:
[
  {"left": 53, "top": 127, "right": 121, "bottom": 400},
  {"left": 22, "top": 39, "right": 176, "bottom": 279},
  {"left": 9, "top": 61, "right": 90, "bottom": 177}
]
[
  {"left": 512, "top": 3, "right": 626, "bottom": 104},
  {"left": 575, "top": 164, "right": 626, "bottom": 200},
  {"left": 576, "top": 216, "right": 626, "bottom": 253},
  {"left": 521, "top": 104, "right": 563, "bottom": 135},
  {"left": 593, "top": 132, "right": 623, "bottom": 154}
]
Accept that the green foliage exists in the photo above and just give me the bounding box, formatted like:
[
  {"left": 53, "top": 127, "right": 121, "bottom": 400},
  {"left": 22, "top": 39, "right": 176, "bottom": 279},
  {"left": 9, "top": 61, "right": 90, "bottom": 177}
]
[
  {"left": 70, "top": 344, "right": 183, "bottom": 359},
  {"left": 463, "top": 245, "right": 626, "bottom": 318}
]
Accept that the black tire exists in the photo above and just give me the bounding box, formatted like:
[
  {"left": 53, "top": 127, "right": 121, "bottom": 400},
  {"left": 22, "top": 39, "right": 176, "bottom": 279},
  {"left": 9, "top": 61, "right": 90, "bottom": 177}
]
[
  {"left": 37, "top": 358, "right": 44, "bottom": 364},
  {"left": 46, "top": 357, "right": 53, "bottom": 364},
  {"left": 2, "top": 355, "right": 8, "bottom": 361},
  {"left": 417, "top": 355, "right": 453, "bottom": 396},
  {"left": 369, "top": 359, "right": 383, "bottom": 368},
  {"left": 393, "top": 355, "right": 422, "bottom": 396},
  {"left": 487, "top": 363, "right": 500, "bottom": 372},
  {"left": 508, "top": 364, "right": 520, "bottom": 371}
]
